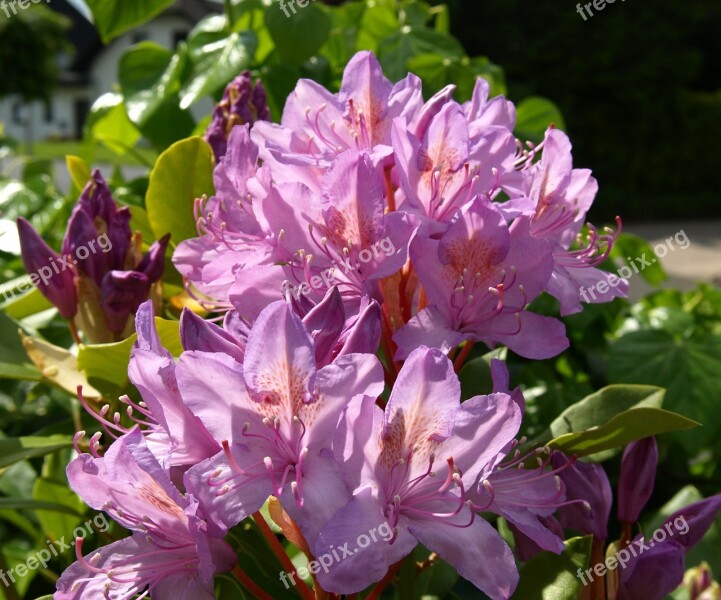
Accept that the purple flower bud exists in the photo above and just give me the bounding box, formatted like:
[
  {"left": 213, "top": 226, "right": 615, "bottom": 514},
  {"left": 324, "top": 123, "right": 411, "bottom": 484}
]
[
  {"left": 617, "top": 437, "right": 658, "bottom": 524},
  {"left": 136, "top": 234, "right": 170, "bottom": 283},
  {"left": 180, "top": 308, "right": 245, "bottom": 363},
  {"left": 16, "top": 217, "right": 77, "bottom": 319},
  {"left": 63, "top": 209, "right": 108, "bottom": 283},
  {"left": 105, "top": 206, "right": 132, "bottom": 271},
  {"left": 336, "top": 295, "right": 382, "bottom": 359},
  {"left": 302, "top": 287, "right": 346, "bottom": 366},
  {"left": 100, "top": 270, "right": 151, "bottom": 333},
  {"left": 77, "top": 170, "right": 116, "bottom": 225},
  {"left": 552, "top": 454, "right": 612, "bottom": 540},
  {"left": 663, "top": 494, "right": 721, "bottom": 550},
  {"left": 205, "top": 71, "right": 270, "bottom": 161},
  {"left": 508, "top": 516, "right": 564, "bottom": 561},
  {"left": 616, "top": 539, "right": 685, "bottom": 600},
  {"left": 686, "top": 563, "right": 716, "bottom": 600}
]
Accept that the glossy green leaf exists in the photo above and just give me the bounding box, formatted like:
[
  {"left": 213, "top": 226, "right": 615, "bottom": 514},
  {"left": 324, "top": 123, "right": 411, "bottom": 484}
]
[
  {"left": 180, "top": 17, "right": 257, "bottom": 108},
  {"left": 33, "top": 478, "right": 84, "bottom": 546},
  {"left": 65, "top": 155, "right": 91, "bottom": 191},
  {"left": 512, "top": 536, "right": 592, "bottom": 600},
  {"left": 265, "top": 3, "right": 331, "bottom": 66},
  {"left": 118, "top": 42, "right": 186, "bottom": 128},
  {"left": 146, "top": 137, "right": 214, "bottom": 246},
  {"left": 86, "top": 93, "right": 142, "bottom": 156},
  {"left": 548, "top": 407, "right": 699, "bottom": 457},
  {"left": 0, "top": 498, "right": 82, "bottom": 517},
  {"left": 0, "top": 436, "right": 73, "bottom": 470},
  {"left": 379, "top": 27, "right": 465, "bottom": 81},
  {"left": 515, "top": 97, "right": 566, "bottom": 143},
  {"left": 0, "top": 311, "right": 41, "bottom": 381},
  {"left": 609, "top": 232, "right": 668, "bottom": 286},
  {"left": 84, "top": 0, "right": 175, "bottom": 43},
  {"left": 76, "top": 317, "right": 183, "bottom": 394},
  {"left": 608, "top": 330, "right": 721, "bottom": 452},
  {"left": 548, "top": 384, "right": 665, "bottom": 440}
]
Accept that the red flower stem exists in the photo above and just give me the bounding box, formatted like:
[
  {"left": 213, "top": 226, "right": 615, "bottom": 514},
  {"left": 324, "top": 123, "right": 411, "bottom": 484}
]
[
  {"left": 231, "top": 565, "right": 274, "bottom": 600},
  {"left": 453, "top": 342, "right": 475, "bottom": 373},
  {"left": 69, "top": 320, "right": 82, "bottom": 345},
  {"left": 384, "top": 168, "right": 396, "bottom": 213},
  {"left": 366, "top": 559, "right": 404, "bottom": 600},
  {"left": 252, "top": 512, "right": 315, "bottom": 600}
]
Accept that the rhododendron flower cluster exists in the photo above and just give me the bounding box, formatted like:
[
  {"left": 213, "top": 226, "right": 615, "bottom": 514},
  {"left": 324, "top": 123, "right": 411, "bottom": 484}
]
[{"left": 54, "top": 52, "right": 649, "bottom": 599}]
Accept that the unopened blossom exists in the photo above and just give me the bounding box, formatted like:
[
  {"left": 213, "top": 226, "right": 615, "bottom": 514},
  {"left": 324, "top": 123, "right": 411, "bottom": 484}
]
[
  {"left": 551, "top": 453, "right": 612, "bottom": 540},
  {"left": 19, "top": 170, "right": 169, "bottom": 343},
  {"left": 17, "top": 217, "right": 77, "bottom": 318},
  {"left": 55, "top": 428, "right": 235, "bottom": 600},
  {"left": 205, "top": 71, "right": 270, "bottom": 161},
  {"left": 315, "top": 346, "right": 522, "bottom": 598},
  {"left": 617, "top": 495, "right": 721, "bottom": 600},
  {"left": 180, "top": 301, "right": 385, "bottom": 542},
  {"left": 617, "top": 436, "right": 658, "bottom": 524}
]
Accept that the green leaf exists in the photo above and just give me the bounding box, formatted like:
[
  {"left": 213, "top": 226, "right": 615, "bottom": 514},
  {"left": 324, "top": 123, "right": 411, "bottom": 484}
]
[
  {"left": 608, "top": 330, "right": 721, "bottom": 452},
  {"left": 146, "top": 137, "right": 214, "bottom": 246},
  {"left": 548, "top": 407, "right": 699, "bottom": 457},
  {"left": 180, "top": 17, "right": 257, "bottom": 108},
  {"left": 65, "top": 155, "right": 91, "bottom": 191},
  {"left": 86, "top": 93, "right": 142, "bottom": 156},
  {"left": 378, "top": 27, "right": 465, "bottom": 81},
  {"left": 515, "top": 97, "right": 566, "bottom": 143},
  {"left": 265, "top": 3, "right": 331, "bottom": 66},
  {"left": 0, "top": 311, "right": 41, "bottom": 381},
  {"left": 33, "top": 477, "right": 84, "bottom": 545},
  {"left": 512, "top": 536, "right": 592, "bottom": 600},
  {"left": 548, "top": 385, "right": 665, "bottom": 440},
  {"left": 77, "top": 317, "right": 183, "bottom": 395},
  {"left": 118, "top": 42, "right": 186, "bottom": 128},
  {"left": 84, "top": 0, "right": 175, "bottom": 43},
  {"left": 0, "top": 498, "right": 82, "bottom": 517},
  {"left": 0, "top": 436, "right": 73, "bottom": 471},
  {"left": 609, "top": 232, "right": 668, "bottom": 286}
]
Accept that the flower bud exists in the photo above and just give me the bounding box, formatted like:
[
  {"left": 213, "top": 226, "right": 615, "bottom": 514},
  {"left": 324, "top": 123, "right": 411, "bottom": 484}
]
[
  {"left": 617, "top": 437, "right": 657, "bottom": 524},
  {"left": 16, "top": 217, "right": 77, "bottom": 319},
  {"left": 205, "top": 71, "right": 270, "bottom": 160},
  {"left": 551, "top": 454, "right": 612, "bottom": 540}
]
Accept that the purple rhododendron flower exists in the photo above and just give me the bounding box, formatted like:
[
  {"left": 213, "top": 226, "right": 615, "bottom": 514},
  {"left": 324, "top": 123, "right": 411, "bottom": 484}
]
[
  {"left": 394, "top": 196, "right": 568, "bottom": 360},
  {"left": 314, "top": 346, "right": 523, "bottom": 598},
  {"left": 55, "top": 428, "right": 235, "bottom": 600},
  {"left": 180, "top": 300, "right": 384, "bottom": 542}
]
